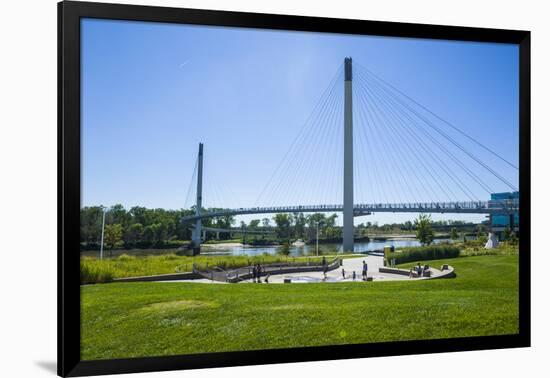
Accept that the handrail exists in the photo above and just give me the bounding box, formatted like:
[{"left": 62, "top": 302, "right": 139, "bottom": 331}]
[
  {"left": 181, "top": 200, "right": 518, "bottom": 222},
  {"left": 194, "top": 258, "right": 342, "bottom": 283}
]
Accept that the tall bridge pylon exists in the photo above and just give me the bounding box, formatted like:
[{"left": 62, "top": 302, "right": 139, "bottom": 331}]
[
  {"left": 191, "top": 142, "right": 204, "bottom": 254},
  {"left": 343, "top": 57, "right": 354, "bottom": 252}
]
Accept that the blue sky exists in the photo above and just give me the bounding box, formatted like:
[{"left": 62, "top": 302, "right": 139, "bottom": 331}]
[{"left": 81, "top": 18, "right": 519, "bottom": 225}]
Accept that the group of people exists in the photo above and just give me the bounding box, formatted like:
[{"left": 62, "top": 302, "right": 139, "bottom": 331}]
[
  {"left": 409, "top": 262, "right": 429, "bottom": 278},
  {"left": 340, "top": 260, "right": 369, "bottom": 281},
  {"left": 250, "top": 257, "right": 373, "bottom": 283},
  {"left": 251, "top": 264, "right": 270, "bottom": 283}
]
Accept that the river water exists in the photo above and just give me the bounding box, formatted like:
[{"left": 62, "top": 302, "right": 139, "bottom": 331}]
[{"left": 201, "top": 238, "right": 454, "bottom": 256}]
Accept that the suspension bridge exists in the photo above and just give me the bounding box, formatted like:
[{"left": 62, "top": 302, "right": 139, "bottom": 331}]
[{"left": 181, "top": 57, "right": 519, "bottom": 254}]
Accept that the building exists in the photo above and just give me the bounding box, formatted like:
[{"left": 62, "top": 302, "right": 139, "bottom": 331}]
[{"left": 488, "top": 191, "right": 519, "bottom": 232}]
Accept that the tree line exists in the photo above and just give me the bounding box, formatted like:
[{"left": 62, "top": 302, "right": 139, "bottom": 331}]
[
  {"left": 81, "top": 204, "right": 482, "bottom": 251},
  {"left": 80, "top": 204, "right": 238, "bottom": 250},
  {"left": 80, "top": 205, "right": 345, "bottom": 250}
]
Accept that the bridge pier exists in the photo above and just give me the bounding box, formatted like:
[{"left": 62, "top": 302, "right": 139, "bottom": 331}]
[
  {"left": 191, "top": 143, "right": 204, "bottom": 255},
  {"left": 343, "top": 57, "right": 354, "bottom": 252}
]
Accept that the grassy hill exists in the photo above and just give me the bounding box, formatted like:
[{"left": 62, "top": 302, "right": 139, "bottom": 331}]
[{"left": 81, "top": 254, "right": 519, "bottom": 360}]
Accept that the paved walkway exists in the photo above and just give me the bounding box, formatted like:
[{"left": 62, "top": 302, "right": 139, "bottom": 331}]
[
  {"left": 245, "top": 255, "right": 412, "bottom": 284},
  {"left": 155, "top": 255, "right": 450, "bottom": 284}
]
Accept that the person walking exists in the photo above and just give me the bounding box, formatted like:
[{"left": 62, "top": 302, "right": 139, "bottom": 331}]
[
  {"left": 256, "top": 264, "right": 262, "bottom": 283},
  {"left": 252, "top": 264, "right": 257, "bottom": 283},
  {"left": 362, "top": 260, "right": 368, "bottom": 281},
  {"left": 341, "top": 268, "right": 346, "bottom": 279},
  {"left": 416, "top": 262, "right": 422, "bottom": 278}
]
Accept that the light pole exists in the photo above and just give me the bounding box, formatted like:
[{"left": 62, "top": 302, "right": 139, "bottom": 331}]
[
  {"left": 99, "top": 206, "right": 107, "bottom": 260},
  {"left": 316, "top": 221, "right": 320, "bottom": 256}
]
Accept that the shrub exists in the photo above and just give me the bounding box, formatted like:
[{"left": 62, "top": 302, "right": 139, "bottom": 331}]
[
  {"left": 163, "top": 240, "right": 191, "bottom": 248},
  {"left": 278, "top": 242, "right": 291, "bottom": 256},
  {"left": 117, "top": 254, "right": 136, "bottom": 261},
  {"left": 175, "top": 248, "right": 194, "bottom": 257},
  {"left": 80, "top": 260, "right": 114, "bottom": 284},
  {"left": 387, "top": 245, "right": 460, "bottom": 265},
  {"left": 156, "top": 253, "right": 179, "bottom": 261}
]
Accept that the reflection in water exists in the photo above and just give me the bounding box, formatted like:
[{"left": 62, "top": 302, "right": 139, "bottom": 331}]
[{"left": 202, "top": 238, "right": 453, "bottom": 256}]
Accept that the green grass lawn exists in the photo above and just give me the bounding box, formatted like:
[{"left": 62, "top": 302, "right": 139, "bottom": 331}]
[
  {"left": 80, "top": 253, "right": 357, "bottom": 283},
  {"left": 81, "top": 254, "right": 519, "bottom": 360}
]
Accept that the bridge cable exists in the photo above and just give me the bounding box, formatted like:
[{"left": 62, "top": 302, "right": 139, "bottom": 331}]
[
  {"left": 306, "top": 76, "right": 343, "bottom": 206},
  {"left": 274, "top": 68, "right": 344, "bottom": 207},
  {"left": 254, "top": 64, "right": 344, "bottom": 206},
  {"left": 354, "top": 106, "right": 374, "bottom": 203},
  {"left": 360, "top": 76, "right": 475, "bottom": 202},
  {"left": 284, "top": 73, "right": 342, "bottom": 206},
  {"left": 355, "top": 73, "right": 427, "bottom": 203},
  {"left": 354, "top": 78, "right": 422, "bottom": 203},
  {"left": 257, "top": 64, "right": 343, "bottom": 206},
  {"left": 354, "top": 78, "right": 436, "bottom": 203},
  {"left": 355, "top": 71, "right": 479, "bottom": 202},
  {"left": 357, "top": 70, "right": 496, "bottom": 196},
  {"left": 356, "top": 71, "right": 491, "bottom": 199},
  {"left": 269, "top": 68, "right": 343, "bottom": 207},
  {"left": 356, "top": 80, "right": 444, "bottom": 203},
  {"left": 356, "top": 63, "right": 519, "bottom": 171},
  {"left": 184, "top": 156, "right": 198, "bottom": 209},
  {"left": 357, "top": 66, "right": 518, "bottom": 192}
]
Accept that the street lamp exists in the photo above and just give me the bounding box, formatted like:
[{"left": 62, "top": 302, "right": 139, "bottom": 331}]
[
  {"left": 316, "top": 221, "right": 322, "bottom": 256},
  {"left": 99, "top": 206, "right": 107, "bottom": 260}
]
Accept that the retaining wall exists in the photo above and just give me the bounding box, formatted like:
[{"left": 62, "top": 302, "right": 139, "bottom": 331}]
[
  {"left": 113, "top": 272, "right": 203, "bottom": 282},
  {"left": 378, "top": 265, "right": 455, "bottom": 279}
]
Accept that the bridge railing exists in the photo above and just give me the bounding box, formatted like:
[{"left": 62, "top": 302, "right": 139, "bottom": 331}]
[
  {"left": 193, "top": 258, "right": 342, "bottom": 283},
  {"left": 181, "top": 200, "right": 518, "bottom": 222}
]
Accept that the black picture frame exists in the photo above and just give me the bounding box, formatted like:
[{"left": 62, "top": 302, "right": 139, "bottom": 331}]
[{"left": 58, "top": 1, "right": 531, "bottom": 376}]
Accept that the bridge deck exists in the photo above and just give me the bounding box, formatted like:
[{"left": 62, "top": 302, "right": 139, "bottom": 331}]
[{"left": 182, "top": 200, "right": 518, "bottom": 222}]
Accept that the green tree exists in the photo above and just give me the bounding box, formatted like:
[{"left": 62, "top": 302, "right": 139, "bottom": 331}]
[
  {"left": 104, "top": 224, "right": 123, "bottom": 257},
  {"left": 293, "top": 212, "right": 306, "bottom": 239},
  {"left": 221, "top": 215, "right": 236, "bottom": 228},
  {"left": 326, "top": 214, "right": 338, "bottom": 228},
  {"left": 108, "top": 204, "right": 128, "bottom": 226},
  {"left": 278, "top": 241, "right": 291, "bottom": 256},
  {"left": 324, "top": 214, "right": 339, "bottom": 239},
  {"left": 273, "top": 213, "right": 292, "bottom": 240},
  {"left": 477, "top": 225, "right": 487, "bottom": 244},
  {"left": 142, "top": 224, "right": 156, "bottom": 245},
  {"left": 509, "top": 231, "right": 518, "bottom": 245},
  {"left": 503, "top": 227, "right": 511, "bottom": 241},
  {"left": 123, "top": 223, "right": 143, "bottom": 247},
  {"left": 249, "top": 219, "right": 261, "bottom": 230},
  {"left": 414, "top": 214, "right": 434, "bottom": 245},
  {"left": 80, "top": 206, "right": 104, "bottom": 245},
  {"left": 450, "top": 227, "right": 459, "bottom": 240},
  {"left": 306, "top": 213, "right": 324, "bottom": 240},
  {"left": 153, "top": 223, "right": 167, "bottom": 245},
  {"left": 476, "top": 224, "right": 485, "bottom": 237}
]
